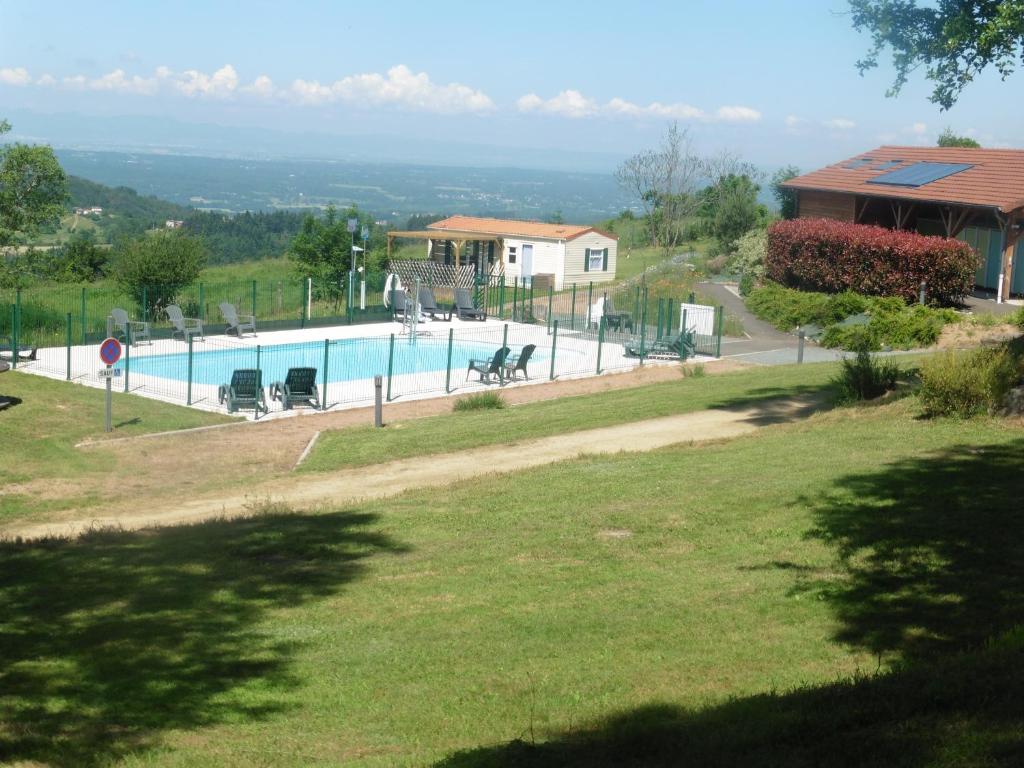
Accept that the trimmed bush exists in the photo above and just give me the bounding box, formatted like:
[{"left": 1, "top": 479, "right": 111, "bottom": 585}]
[
  {"left": 833, "top": 332, "right": 901, "bottom": 402},
  {"left": 766, "top": 218, "right": 978, "bottom": 305},
  {"left": 453, "top": 392, "right": 505, "bottom": 412},
  {"left": 918, "top": 346, "right": 1022, "bottom": 417}
]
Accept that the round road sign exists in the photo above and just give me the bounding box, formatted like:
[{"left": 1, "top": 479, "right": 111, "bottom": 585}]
[{"left": 99, "top": 337, "right": 122, "bottom": 366}]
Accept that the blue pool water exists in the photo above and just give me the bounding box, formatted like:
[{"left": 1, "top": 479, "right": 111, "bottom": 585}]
[{"left": 116, "top": 336, "right": 545, "bottom": 386}]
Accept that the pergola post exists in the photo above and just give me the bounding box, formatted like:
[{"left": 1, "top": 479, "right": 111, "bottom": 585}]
[{"left": 997, "top": 213, "right": 1020, "bottom": 303}]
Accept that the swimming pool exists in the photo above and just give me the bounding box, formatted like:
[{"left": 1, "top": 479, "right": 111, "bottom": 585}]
[{"left": 116, "top": 336, "right": 547, "bottom": 386}]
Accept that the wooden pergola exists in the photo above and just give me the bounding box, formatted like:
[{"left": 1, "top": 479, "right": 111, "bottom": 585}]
[{"left": 386, "top": 230, "right": 504, "bottom": 268}]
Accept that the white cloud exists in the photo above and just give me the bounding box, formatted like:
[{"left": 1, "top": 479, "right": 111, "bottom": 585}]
[
  {"left": 286, "top": 65, "right": 494, "bottom": 113},
  {"left": 520, "top": 90, "right": 760, "bottom": 123},
  {"left": 823, "top": 118, "right": 856, "bottom": 130},
  {"left": 0, "top": 67, "right": 32, "bottom": 86},
  {"left": 174, "top": 64, "right": 239, "bottom": 98},
  {"left": 36, "top": 73, "right": 56, "bottom": 87},
  {"left": 91, "top": 68, "right": 159, "bottom": 95},
  {"left": 243, "top": 74, "right": 275, "bottom": 98},
  {"left": 784, "top": 115, "right": 805, "bottom": 128}
]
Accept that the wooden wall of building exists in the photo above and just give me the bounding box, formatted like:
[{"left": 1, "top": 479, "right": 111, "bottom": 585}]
[{"left": 797, "top": 190, "right": 856, "bottom": 222}]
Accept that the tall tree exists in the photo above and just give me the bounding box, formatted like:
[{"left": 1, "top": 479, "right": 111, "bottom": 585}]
[
  {"left": 113, "top": 230, "right": 206, "bottom": 312},
  {"left": 770, "top": 166, "right": 800, "bottom": 220},
  {"left": 937, "top": 127, "right": 982, "bottom": 148},
  {"left": 850, "top": 1, "right": 1024, "bottom": 109},
  {"left": 288, "top": 207, "right": 354, "bottom": 301},
  {"left": 0, "top": 119, "right": 68, "bottom": 246}
]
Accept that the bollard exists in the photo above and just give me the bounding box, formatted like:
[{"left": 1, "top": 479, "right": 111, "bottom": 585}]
[
  {"left": 798, "top": 329, "right": 805, "bottom": 364},
  {"left": 919, "top": 280, "right": 927, "bottom": 306},
  {"left": 374, "top": 375, "right": 383, "bottom": 427}
]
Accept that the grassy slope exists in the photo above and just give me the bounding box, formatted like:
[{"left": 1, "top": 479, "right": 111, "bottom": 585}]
[
  {"left": 0, "top": 372, "right": 233, "bottom": 519},
  {"left": 2, "top": 397, "right": 1022, "bottom": 766},
  {"left": 303, "top": 361, "right": 832, "bottom": 472}
]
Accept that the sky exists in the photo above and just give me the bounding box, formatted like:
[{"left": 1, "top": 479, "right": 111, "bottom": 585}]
[{"left": 0, "top": 0, "right": 1020, "bottom": 172}]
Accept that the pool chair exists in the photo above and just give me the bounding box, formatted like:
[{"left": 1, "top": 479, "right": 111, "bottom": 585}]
[
  {"left": 0, "top": 336, "right": 37, "bottom": 362},
  {"left": 166, "top": 304, "right": 204, "bottom": 342},
  {"left": 218, "top": 368, "right": 268, "bottom": 416},
  {"left": 418, "top": 287, "right": 452, "bottom": 321},
  {"left": 467, "top": 346, "right": 510, "bottom": 384},
  {"left": 503, "top": 344, "right": 536, "bottom": 381},
  {"left": 603, "top": 296, "right": 633, "bottom": 332},
  {"left": 391, "top": 290, "right": 417, "bottom": 320},
  {"left": 625, "top": 332, "right": 696, "bottom": 361},
  {"left": 111, "top": 307, "right": 151, "bottom": 346},
  {"left": 270, "top": 367, "right": 320, "bottom": 410},
  {"left": 454, "top": 288, "right": 486, "bottom": 321},
  {"left": 219, "top": 302, "right": 256, "bottom": 337}
]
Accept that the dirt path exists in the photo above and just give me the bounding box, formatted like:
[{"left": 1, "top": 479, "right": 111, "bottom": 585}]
[{"left": 5, "top": 394, "right": 819, "bottom": 540}]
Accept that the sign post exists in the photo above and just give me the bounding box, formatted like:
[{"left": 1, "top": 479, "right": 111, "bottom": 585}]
[{"left": 99, "top": 334, "right": 123, "bottom": 433}]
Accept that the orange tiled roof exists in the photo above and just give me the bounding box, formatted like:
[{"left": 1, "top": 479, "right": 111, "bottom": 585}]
[
  {"left": 782, "top": 146, "right": 1024, "bottom": 214},
  {"left": 427, "top": 215, "right": 616, "bottom": 241}
]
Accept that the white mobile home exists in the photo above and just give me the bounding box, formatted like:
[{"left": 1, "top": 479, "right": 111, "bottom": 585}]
[{"left": 388, "top": 215, "right": 618, "bottom": 290}]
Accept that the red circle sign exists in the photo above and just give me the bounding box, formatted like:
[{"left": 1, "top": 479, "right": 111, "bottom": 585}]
[{"left": 99, "top": 337, "right": 122, "bottom": 366}]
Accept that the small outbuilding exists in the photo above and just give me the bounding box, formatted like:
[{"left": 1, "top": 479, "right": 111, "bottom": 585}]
[
  {"left": 782, "top": 146, "right": 1024, "bottom": 302},
  {"left": 387, "top": 215, "right": 618, "bottom": 291}
]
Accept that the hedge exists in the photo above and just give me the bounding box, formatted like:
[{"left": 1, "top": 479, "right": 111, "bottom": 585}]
[{"left": 765, "top": 218, "right": 978, "bottom": 305}]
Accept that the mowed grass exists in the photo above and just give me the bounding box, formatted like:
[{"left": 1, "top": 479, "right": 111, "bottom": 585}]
[
  {"left": 3, "top": 396, "right": 1023, "bottom": 766},
  {"left": 303, "top": 361, "right": 839, "bottom": 472},
  {"left": 0, "top": 372, "right": 233, "bottom": 519}
]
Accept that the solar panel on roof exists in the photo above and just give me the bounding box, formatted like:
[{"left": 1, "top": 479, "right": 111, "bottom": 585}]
[
  {"left": 872, "top": 160, "right": 903, "bottom": 171},
  {"left": 843, "top": 158, "right": 875, "bottom": 169},
  {"left": 867, "top": 161, "right": 974, "bottom": 187}
]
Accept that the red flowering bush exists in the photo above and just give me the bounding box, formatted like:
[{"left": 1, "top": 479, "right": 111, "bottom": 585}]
[{"left": 766, "top": 218, "right": 978, "bottom": 305}]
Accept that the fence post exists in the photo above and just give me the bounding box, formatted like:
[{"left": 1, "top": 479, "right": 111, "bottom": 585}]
[
  {"left": 321, "top": 338, "right": 330, "bottom": 410},
  {"left": 252, "top": 280, "right": 258, "bottom": 317},
  {"left": 587, "top": 282, "right": 594, "bottom": 329},
  {"left": 123, "top": 325, "right": 130, "bottom": 393},
  {"left": 570, "top": 283, "right": 577, "bottom": 331},
  {"left": 667, "top": 297, "right": 674, "bottom": 336},
  {"left": 528, "top": 280, "right": 535, "bottom": 321},
  {"left": 65, "top": 312, "right": 72, "bottom": 380},
  {"left": 198, "top": 282, "right": 205, "bottom": 323},
  {"left": 9, "top": 304, "right": 17, "bottom": 370},
  {"left": 596, "top": 316, "right": 605, "bottom": 374},
  {"left": 186, "top": 335, "right": 194, "bottom": 405},
  {"left": 512, "top": 278, "right": 519, "bottom": 322},
  {"left": 347, "top": 269, "right": 356, "bottom": 325},
  {"left": 386, "top": 333, "right": 395, "bottom": 402},
  {"left": 688, "top": 291, "right": 695, "bottom": 304},
  {"left": 300, "top": 280, "right": 307, "bottom": 329},
  {"left": 81, "top": 286, "right": 87, "bottom": 344},
  {"left": 499, "top": 280, "right": 506, "bottom": 320},
  {"left": 142, "top": 286, "right": 148, "bottom": 323},
  {"left": 445, "top": 327, "right": 454, "bottom": 393},
  {"left": 656, "top": 299, "right": 664, "bottom": 340},
  {"left": 546, "top": 284, "right": 553, "bottom": 334},
  {"left": 255, "top": 344, "right": 261, "bottom": 380},
  {"left": 639, "top": 287, "right": 648, "bottom": 365},
  {"left": 502, "top": 323, "right": 508, "bottom": 354},
  {"left": 549, "top": 320, "right": 558, "bottom": 381},
  {"left": 634, "top": 285, "right": 640, "bottom": 322},
  {"left": 682, "top": 309, "right": 688, "bottom": 349},
  {"left": 716, "top": 306, "right": 724, "bottom": 358}
]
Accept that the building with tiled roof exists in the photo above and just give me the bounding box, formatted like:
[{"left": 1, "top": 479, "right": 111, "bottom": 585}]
[{"left": 782, "top": 146, "right": 1024, "bottom": 301}]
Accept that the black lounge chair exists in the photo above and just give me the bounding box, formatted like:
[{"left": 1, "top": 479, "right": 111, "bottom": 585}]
[
  {"left": 0, "top": 336, "right": 36, "bottom": 362},
  {"left": 625, "top": 332, "right": 696, "bottom": 360},
  {"left": 391, "top": 290, "right": 417, "bottom": 319},
  {"left": 454, "top": 288, "right": 486, "bottom": 321},
  {"left": 603, "top": 296, "right": 633, "bottom": 332},
  {"left": 111, "top": 307, "right": 151, "bottom": 345},
  {"left": 220, "top": 302, "right": 256, "bottom": 337},
  {"left": 467, "top": 346, "right": 510, "bottom": 384},
  {"left": 217, "top": 368, "right": 268, "bottom": 416},
  {"left": 418, "top": 287, "right": 452, "bottom": 321},
  {"left": 270, "top": 367, "right": 320, "bottom": 410},
  {"left": 503, "top": 344, "right": 536, "bottom": 381}
]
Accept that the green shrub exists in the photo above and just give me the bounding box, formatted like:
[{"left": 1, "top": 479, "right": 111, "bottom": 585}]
[
  {"left": 867, "top": 304, "right": 957, "bottom": 349},
  {"left": 738, "top": 271, "right": 755, "bottom": 296},
  {"left": 821, "top": 323, "right": 880, "bottom": 351},
  {"left": 745, "top": 282, "right": 830, "bottom": 329},
  {"left": 824, "top": 291, "right": 871, "bottom": 324},
  {"left": 1011, "top": 306, "right": 1024, "bottom": 331},
  {"left": 453, "top": 391, "right": 506, "bottom": 412},
  {"left": 832, "top": 332, "right": 900, "bottom": 401},
  {"left": 918, "top": 346, "right": 1021, "bottom": 417}
]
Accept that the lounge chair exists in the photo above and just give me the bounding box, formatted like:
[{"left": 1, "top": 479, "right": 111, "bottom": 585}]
[
  {"left": 503, "top": 344, "right": 536, "bottom": 381},
  {"left": 270, "top": 367, "right": 320, "bottom": 410},
  {"left": 391, "top": 290, "right": 417, "bottom": 319},
  {"left": 111, "top": 307, "right": 151, "bottom": 346},
  {"left": 219, "top": 302, "right": 256, "bottom": 337},
  {"left": 217, "top": 368, "right": 268, "bottom": 415},
  {"left": 603, "top": 296, "right": 633, "bottom": 332},
  {"left": 166, "top": 304, "right": 204, "bottom": 342},
  {"left": 467, "top": 346, "right": 510, "bottom": 384},
  {"left": 454, "top": 288, "right": 486, "bottom": 321},
  {"left": 625, "top": 332, "right": 696, "bottom": 360},
  {"left": 418, "top": 287, "right": 452, "bottom": 321},
  {"left": 0, "top": 336, "right": 37, "bottom": 362}
]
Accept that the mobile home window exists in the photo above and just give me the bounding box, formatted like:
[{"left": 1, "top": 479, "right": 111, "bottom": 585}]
[
  {"left": 586, "top": 248, "right": 606, "bottom": 271},
  {"left": 508, "top": 246, "right": 517, "bottom": 264}
]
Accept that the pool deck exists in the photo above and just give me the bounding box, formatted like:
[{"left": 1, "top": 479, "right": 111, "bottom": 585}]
[{"left": 21, "top": 316, "right": 699, "bottom": 419}]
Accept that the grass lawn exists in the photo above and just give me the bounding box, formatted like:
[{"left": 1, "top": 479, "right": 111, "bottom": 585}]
[
  {"left": 2, "top": 394, "right": 1022, "bottom": 766},
  {"left": 0, "top": 372, "right": 233, "bottom": 520},
  {"left": 303, "top": 361, "right": 835, "bottom": 472}
]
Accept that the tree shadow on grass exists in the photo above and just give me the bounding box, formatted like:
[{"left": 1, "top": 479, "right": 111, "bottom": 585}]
[
  {"left": 435, "top": 630, "right": 1024, "bottom": 767},
  {"left": 707, "top": 383, "right": 837, "bottom": 426},
  {"left": 799, "top": 438, "right": 1024, "bottom": 660},
  {"left": 0, "top": 509, "right": 405, "bottom": 766}
]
